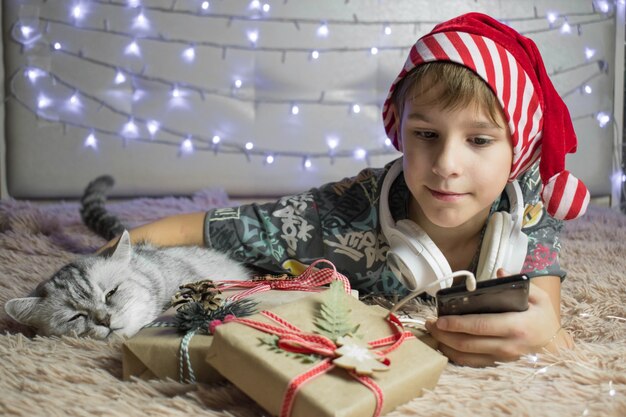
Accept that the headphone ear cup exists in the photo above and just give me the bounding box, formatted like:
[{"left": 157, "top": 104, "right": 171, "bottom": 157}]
[
  {"left": 395, "top": 220, "right": 453, "bottom": 294},
  {"left": 476, "top": 212, "right": 505, "bottom": 280},
  {"left": 493, "top": 212, "right": 514, "bottom": 275}
]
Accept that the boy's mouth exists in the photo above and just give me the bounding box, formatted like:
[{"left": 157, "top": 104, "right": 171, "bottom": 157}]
[{"left": 427, "top": 187, "right": 467, "bottom": 201}]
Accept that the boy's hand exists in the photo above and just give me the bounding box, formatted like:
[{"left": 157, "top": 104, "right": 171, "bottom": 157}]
[{"left": 425, "top": 269, "right": 565, "bottom": 367}]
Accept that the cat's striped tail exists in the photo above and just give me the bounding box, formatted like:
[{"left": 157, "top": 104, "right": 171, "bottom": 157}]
[{"left": 80, "top": 175, "right": 126, "bottom": 241}]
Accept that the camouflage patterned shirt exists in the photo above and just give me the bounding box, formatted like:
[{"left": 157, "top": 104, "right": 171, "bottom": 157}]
[{"left": 204, "top": 158, "right": 564, "bottom": 296}]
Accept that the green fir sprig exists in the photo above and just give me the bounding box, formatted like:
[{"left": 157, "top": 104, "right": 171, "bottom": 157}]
[{"left": 313, "top": 280, "right": 360, "bottom": 343}]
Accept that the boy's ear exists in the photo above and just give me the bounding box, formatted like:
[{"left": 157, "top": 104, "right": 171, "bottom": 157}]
[
  {"left": 111, "top": 230, "right": 132, "bottom": 264},
  {"left": 4, "top": 297, "right": 42, "bottom": 327}
]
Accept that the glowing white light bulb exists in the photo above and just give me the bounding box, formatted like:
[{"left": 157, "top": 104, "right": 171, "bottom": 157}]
[
  {"left": 125, "top": 40, "right": 141, "bottom": 56},
  {"left": 133, "top": 12, "right": 149, "bottom": 29},
  {"left": 327, "top": 137, "right": 339, "bottom": 150},
  {"left": 201, "top": 1, "right": 210, "bottom": 10},
  {"left": 596, "top": 112, "right": 610, "bottom": 128},
  {"left": 122, "top": 119, "right": 139, "bottom": 138},
  {"left": 247, "top": 30, "right": 259, "bottom": 44},
  {"left": 115, "top": 70, "right": 126, "bottom": 84},
  {"left": 585, "top": 47, "right": 596, "bottom": 60},
  {"left": 370, "top": 47, "right": 379, "bottom": 55},
  {"left": 147, "top": 120, "right": 160, "bottom": 136},
  {"left": 583, "top": 85, "right": 592, "bottom": 94},
  {"left": 291, "top": 104, "right": 299, "bottom": 115},
  {"left": 37, "top": 94, "right": 52, "bottom": 109},
  {"left": 72, "top": 5, "right": 84, "bottom": 20},
  {"left": 128, "top": 0, "right": 141, "bottom": 7},
  {"left": 304, "top": 158, "right": 312, "bottom": 169},
  {"left": 265, "top": 155, "right": 274, "bottom": 164},
  {"left": 354, "top": 148, "right": 367, "bottom": 160},
  {"left": 69, "top": 93, "right": 81, "bottom": 107},
  {"left": 53, "top": 42, "right": 62, "bottom": 50},
  {"left": 546, "top": 12, "right": 558, "bottom": 24},
  {"left": 84, "top": 133, "right": 98, "bottom": 149},
  {"left": 311, "top": 50, "right": 320, "bottom": 60},
  {"left": 20, "top": 25, "right": 34, "bottom": 38},
  {"left": 212, "top": 135, "right": 221, "bottom": 144},
  {"left": 171, "top": 86, "right": 182, "bottom": 98},
  {"left": 560, "top": 22, "right": 571, "bottom": 34},
  {"left": 352, "top": 104, "right": 361, "bottom": 114},
  {"left": 249, "top": 0, "right": 261, "bottom": 9},
  {"left": 183, "top": 46, "right": 196, "bottom": 62},
  {"left": 234, "top": 79, "right": 243, "bottom": 88},
  {"left": 262, "top": 3, "right": 270, "bottom": 13},
  {"left": 26, "top": 68, "right": 46, "bottom": 83},
  {"left": 384, "top": 25, "right": 392, "bottom": 35},
  {"left": 245, "top": 141, "right": 254, "bottom": 150},
  {"left": 181, "top": 138, "right": 194, "bottom": 154},
  {"left": 384, "top": 138, "right": 393, "bottom": 147},
  {"left": 317, "top": 22, "right": 329, "bottom": 37}
]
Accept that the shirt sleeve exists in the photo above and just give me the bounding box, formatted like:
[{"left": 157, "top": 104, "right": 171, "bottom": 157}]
[
  {"left": 203, "top": 192, "right": 325, "bottom": 275},
  {"left": 516, "top": 164, "right": 566, "bottom": 279}
]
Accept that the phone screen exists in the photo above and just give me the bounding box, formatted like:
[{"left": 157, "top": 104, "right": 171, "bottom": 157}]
[{"left": 436, "top": 274, "right": 530, "bottom": 316}]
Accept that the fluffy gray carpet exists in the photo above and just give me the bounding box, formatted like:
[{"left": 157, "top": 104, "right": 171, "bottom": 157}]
[{"left": 1, "top": 192, "right": 624, "bottom": 417}]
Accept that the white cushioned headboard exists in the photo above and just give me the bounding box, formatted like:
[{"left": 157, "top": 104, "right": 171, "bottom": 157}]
[{"left": 2, "top": 0, "right": 616, "bottom": 199}]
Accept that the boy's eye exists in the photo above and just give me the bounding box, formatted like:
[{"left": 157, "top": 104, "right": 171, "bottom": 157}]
[
  {"left": 471, "top": 137, "right": 493, "bottom": 146},
  {"left": 413, "top": 131, "right": 437, "bottom": 139}
]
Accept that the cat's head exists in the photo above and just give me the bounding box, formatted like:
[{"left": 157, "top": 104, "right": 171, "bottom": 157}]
[{"left": 4, "top": 231, "right": 157, "bottom": 339}]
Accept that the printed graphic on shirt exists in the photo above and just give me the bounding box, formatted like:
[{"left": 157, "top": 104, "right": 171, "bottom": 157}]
[
  {"left": 273, "top": 194, "right": 316, "bottom": 256},
  {"left": 209, "top": 207, "right": 241, "bottom": 221},
  {"left": 323, "top": 231, "right": 388, "bottom": 268},
  {"left": 239, "top": 211, "right": 286, "bottom": 262}
]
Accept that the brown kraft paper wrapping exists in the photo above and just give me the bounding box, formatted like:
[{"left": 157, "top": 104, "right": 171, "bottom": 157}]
[
  {"left": 122, "top": 289, "right": 358, "bottom": 383},
  {"left": 206, "top": 290, "right": 448, "bottom": 417}
]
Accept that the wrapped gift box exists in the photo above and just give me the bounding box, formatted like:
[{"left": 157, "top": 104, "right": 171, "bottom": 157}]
[
  {"left": 206, "top": 288, "right": 448, "bottom": 417},
  {"left": 122, "top": 288, "right": 358, "bottom": 384}
]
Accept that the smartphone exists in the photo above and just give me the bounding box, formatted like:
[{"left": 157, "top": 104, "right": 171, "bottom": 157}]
[{"left": 436, "top": 273, "right": 530, "bottom": 316}]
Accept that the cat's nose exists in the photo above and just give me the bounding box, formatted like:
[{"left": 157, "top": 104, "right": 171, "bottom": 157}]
[{"left": 95, "top": 312, "right": 111, "bottom": 327}]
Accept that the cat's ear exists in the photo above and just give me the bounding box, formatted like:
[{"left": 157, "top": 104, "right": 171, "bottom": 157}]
[
  {"left": 4, "top": 297, "right": 42, "bottom": 326},
  {"left": 111, "top": 230, "right": 132, "bottom": 264}
]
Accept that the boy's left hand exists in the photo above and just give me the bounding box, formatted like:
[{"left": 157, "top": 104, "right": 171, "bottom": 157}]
[{"left": 425, "top": 271, "right": 563, "bottom": 367}]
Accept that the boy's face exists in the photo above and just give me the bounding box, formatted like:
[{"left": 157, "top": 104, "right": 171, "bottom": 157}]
[{"left": 395, "top": 84, "right": 513, "bottom": 230}]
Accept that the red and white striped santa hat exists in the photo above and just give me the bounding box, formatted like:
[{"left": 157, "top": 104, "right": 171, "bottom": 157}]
[{"left": 382, "top": 12, "right": 589, "bottom": 221}]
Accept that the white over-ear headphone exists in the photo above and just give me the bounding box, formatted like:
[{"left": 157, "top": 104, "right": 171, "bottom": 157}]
[{"left": 379, "top": 159, "right": 528, "bottom": 296}]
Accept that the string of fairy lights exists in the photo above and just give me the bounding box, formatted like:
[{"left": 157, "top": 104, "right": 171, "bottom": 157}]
[{"left": 6, "top": 0, "right": 624, "bottom": 194}]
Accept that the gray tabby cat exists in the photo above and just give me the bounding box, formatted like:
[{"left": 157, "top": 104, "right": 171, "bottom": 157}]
[{"left": 4, "top": 176, "right": 250, "bottom": 339}]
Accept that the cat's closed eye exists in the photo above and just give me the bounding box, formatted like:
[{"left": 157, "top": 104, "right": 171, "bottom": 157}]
[
  {"left": 105, "top": 286, "right": 119, "bottom": 302},
  {"left": 68, "top": 313, "right": 86, "bottom": 322}
]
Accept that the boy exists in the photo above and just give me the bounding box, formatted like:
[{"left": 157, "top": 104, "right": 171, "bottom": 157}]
[{"left": 106, "top": 13, "right": 587, "bottom": 366}]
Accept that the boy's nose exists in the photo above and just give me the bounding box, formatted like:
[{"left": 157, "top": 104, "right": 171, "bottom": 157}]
[{"left": 432, "top": 140, "right": 462, "bottom": 178}]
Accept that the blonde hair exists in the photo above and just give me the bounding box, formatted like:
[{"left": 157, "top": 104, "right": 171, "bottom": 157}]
[{"left": 391, "top": 62, "right": 504, "bottom": 128}]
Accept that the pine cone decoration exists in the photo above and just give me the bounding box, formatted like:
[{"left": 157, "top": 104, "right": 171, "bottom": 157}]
[{"left": 171, "top": 279, "right": 223, "bottom": 311}]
